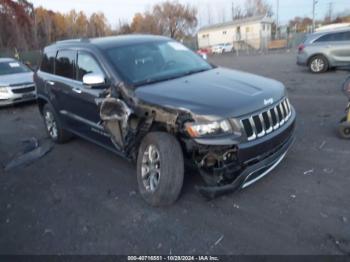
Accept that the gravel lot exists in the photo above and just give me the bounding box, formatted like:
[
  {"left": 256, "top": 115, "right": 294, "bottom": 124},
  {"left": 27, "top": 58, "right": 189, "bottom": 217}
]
[{"left": 0, "top": 52, "right": 349, "bottom": 255}]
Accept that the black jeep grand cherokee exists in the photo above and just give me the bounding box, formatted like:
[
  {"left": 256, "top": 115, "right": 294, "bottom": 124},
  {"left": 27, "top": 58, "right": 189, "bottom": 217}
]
[{"left": 34, "top": 35, "right": 296, "bottom": 206}]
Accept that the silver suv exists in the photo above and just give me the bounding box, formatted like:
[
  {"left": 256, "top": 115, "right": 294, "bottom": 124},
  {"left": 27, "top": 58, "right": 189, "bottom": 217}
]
[{"left": 297, "top": 28, "right": 350, "bottom": 73}]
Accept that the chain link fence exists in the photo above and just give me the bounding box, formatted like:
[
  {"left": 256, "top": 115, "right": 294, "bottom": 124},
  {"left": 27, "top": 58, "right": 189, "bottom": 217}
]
[{"left": 233, "top": 32, "right": 306, "bottom": 55}]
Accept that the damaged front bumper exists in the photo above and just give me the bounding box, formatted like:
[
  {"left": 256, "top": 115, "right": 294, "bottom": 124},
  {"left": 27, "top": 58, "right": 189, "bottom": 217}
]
[
  {"left": 196, "top": 133, "right": 294, "bottom": 199},
  {"left": 193, "top": 109, "right": 296, "bottom": 199}
]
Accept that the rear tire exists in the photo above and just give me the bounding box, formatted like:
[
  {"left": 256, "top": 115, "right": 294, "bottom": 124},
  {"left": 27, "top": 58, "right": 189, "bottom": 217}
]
[
  {"left": 42, "top": 104, "right": 72, "bottom": 143},
  {"left": 309, "top": 55, "right": 329, "bottom": 73},
  {"left": 136, "top": 132, "right": 184, "bottom": 206}
]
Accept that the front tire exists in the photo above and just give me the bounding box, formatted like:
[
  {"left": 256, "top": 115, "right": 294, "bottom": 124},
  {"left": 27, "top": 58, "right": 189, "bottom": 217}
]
[
  {"left": 136, "top": 132, "right": 184, "bottom": 206},
  {"left": 309, "top": 55, "right": 329, "bottom": 73},
  {"left": 42, "top": 104, "right": 72, "bottom": 143}
]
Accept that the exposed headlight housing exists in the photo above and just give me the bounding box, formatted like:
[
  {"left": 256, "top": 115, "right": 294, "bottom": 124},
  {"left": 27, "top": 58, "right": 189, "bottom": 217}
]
[
  {"left": 186, "top": 119, "right": 240, "bottom": 138},
  {"left": 342, "top": 77, "right": 350, "bottom": 98}
]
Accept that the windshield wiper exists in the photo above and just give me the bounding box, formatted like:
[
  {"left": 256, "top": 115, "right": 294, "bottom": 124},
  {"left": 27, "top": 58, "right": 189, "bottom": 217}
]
[
  {"left": 182, "top": 68, "right": 211, "bottom": 77},
  {"left": 134, "top": 74, "right": 185, "bottom": 87},
  {"left": 134, "top": 68, "right": 212, "bottom": 87}
]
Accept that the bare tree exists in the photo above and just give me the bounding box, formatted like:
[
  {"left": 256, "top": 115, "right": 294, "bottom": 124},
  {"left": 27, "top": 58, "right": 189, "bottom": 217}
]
[
  {"left": 244, "top": 0, "right": 273, "bottom": 17},
  {"left": 153, "top": 1, "right": 197, "bottom": 39}
]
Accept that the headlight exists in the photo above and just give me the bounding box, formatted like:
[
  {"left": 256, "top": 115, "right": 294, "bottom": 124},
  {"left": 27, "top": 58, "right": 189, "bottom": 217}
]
[
  {"left": 342, "top": 77, "right": 350, "bottom": 98},
  {"left": 186, "top": 120, "right": 237, "bottom": 138},
  {"left": 0, "top": 87, "right": 9, "bottom": 95}
]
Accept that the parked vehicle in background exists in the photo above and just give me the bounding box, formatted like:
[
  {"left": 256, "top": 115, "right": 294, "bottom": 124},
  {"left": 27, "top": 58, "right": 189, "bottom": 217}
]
[
  {"left": 297, "top": 28, "right": 350, "bottom": 73},
  {"left": 0, "top": 58, "right": 36, "bottom": 106},
  {"left": 221, "top": 43, "right": 234, "bottom": 53},
  {"left": 34, "top": 35, "right": 296, "bottom": 206},
  {"left": 212, "top": 43, "right": 234, "bottom": 54},
  {"left": 197, "top": 48, "right": 209, "bottom": 59}
]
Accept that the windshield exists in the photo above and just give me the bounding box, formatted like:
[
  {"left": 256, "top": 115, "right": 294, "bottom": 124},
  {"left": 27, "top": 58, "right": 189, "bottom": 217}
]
[
  {"left": 105, "top": 40, "right": 213, "bottom": 86},
  {"left": 0, "top": 61, "right": 30, "bottom": 76}
]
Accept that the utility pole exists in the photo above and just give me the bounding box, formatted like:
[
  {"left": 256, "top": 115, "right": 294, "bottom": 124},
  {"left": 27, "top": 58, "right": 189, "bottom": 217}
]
[
  {"left": 276, "top": 0, "right": 279, "bottom": 28},
  {"left": 276, "top": 0, "right": 279, "bottom": 39},
  {"left": 328, "top": 2, "right": 333, "bottom": 22},
  {"left": 312, "top": 0, "right": 318, "bottom": 32},
  {"left": 232, "top": 2, "right": 234, "bottom": 21}
]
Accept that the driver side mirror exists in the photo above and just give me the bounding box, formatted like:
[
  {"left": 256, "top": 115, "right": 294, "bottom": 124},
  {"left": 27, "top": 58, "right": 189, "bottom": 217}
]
[{"left": 83, "top": 73, "right": 105, "bottom": 88}]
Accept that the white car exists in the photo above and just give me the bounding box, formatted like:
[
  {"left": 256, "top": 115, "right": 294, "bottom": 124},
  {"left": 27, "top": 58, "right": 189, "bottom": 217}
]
[
  {"left": 0, "top": 58, "right": 36, "bottom": 106},
  {"left": 212, "top": 43, "right": 234, "bottom": 54}
]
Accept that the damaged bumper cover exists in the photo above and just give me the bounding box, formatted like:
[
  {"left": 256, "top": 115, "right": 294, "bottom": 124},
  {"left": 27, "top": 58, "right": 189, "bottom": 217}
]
[
  {"left": 195, "top": 109, "right": 296, "bottom": 200},
  {"left": 196, "top": 133, "right": 294, "bottom": 199}
]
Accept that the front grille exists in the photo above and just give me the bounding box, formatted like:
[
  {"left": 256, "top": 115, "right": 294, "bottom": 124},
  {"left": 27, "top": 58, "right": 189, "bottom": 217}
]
[
  {"left": 11, "top": 85, "right": 35, "bottom": 94},
  {"left": 240, "top": 98, "right": 292, "bottom": 141}
]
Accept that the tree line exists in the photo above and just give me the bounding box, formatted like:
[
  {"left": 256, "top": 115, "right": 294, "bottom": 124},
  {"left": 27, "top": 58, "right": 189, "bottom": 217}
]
[
  {"left": 0, "top": 0, "right": 198, "bottom": 51},
  {"left": 0, "top": 0, "right": 112, "bottom": 51},
  {"left": 1, "top": 0, "right": 349, "bottom": 52}
]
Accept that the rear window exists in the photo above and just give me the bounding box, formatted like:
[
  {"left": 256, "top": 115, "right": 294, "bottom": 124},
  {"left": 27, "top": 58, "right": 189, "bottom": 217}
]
[
  {"left": 0, "top": 61, "right": 30, "bottom": 76},
  {"left": 55, "top": 50, "right": 76, "bottom": 79},
  {"left": 40, "top": 50, "right": 56, "bottom": 73}
]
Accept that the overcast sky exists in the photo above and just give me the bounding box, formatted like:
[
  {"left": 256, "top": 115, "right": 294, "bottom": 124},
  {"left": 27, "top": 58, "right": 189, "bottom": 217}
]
[{"left": 30, "top": 0, "right": 350, "bottom": 28}]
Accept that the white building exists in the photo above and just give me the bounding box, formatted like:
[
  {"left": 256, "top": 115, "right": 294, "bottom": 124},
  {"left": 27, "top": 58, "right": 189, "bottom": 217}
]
[{"left": 197, "top": 15, "right": 273, "bottom": 50}]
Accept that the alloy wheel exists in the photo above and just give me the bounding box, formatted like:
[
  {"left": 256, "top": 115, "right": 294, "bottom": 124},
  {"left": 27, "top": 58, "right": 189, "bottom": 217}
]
[
  {"left": 44, "top": 110, "right": 58, "bottom": 139},
  {"left": 141, "top": 144, "right": 161, "bottom": 192},
  {"left": 310, "top": 58, "right": 325, "bottom": 73}
]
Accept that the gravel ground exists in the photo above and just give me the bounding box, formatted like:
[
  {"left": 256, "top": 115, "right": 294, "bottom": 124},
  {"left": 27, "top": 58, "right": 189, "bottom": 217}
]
[{"left": 0, "top": 52, "right": 349, "bottom": 255}]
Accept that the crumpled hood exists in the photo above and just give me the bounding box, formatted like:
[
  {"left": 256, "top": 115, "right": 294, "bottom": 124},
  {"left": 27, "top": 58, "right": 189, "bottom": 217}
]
[
  {"left": 135, "top": 67, "right": 286, "bottom": 120},
  {"left": 0, "top": 72, "right": 34, "bottom": 87}
]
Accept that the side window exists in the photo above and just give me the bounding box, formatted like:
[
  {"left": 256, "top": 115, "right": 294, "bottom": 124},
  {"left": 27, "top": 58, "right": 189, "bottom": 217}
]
[
  {"left": 55, "top": 50, "right": 76, "bottom": 79},
  {"left": 315, "top": 33, "right": 334, "bottom": 42},
  {"left": 344, "top": 31, "right": 350, "bottom": 41},
  {"left": 40, "top": 50, "right": 56, "bottom": 73},
  {"left": 332, "top": 32, "right": 347, "bottom": 41},
  {"left": 77, "top": 52, "right": 105, "bottom": 81}
]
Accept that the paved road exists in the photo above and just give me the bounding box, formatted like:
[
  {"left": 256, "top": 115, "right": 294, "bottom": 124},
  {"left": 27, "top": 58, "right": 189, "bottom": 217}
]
[{"left": 0, "top": 53, "right": 349, "bottom": 255}]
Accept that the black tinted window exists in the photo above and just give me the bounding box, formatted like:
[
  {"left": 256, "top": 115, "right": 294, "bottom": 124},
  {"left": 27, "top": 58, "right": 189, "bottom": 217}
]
[
  {"left": 77, "top": 52, "right": 104, "bottom": 81},
  {"left": 55, "top": 50, "right": 76, "bottom": 79},
  {"left": 40, "top": 50, "right": 56, "bottom": 73}
]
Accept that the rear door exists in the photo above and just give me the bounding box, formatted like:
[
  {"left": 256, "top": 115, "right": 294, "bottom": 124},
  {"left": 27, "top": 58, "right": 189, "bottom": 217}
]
[{"left": 323, "top": 31, "right": 350, "bottom": 65}]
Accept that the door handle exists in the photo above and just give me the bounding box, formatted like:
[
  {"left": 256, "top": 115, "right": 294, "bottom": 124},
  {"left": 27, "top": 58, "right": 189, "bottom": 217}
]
[
  {"left": 72, "top": 88, "right": 82, "bottom": 94},
  {"left": 47, "top": 80, "right": 55, "bottom": 86}
]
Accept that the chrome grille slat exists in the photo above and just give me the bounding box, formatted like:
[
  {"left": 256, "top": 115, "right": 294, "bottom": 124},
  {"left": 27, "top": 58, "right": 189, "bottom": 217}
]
[
  {"left": 273, "top": 107, "right": 280, "bottom": 129},
  {"left": 240, "top": 98, "right": 292, "bottom": 141},
  {"left": 257, "top": 114, "right": 266, "bottom": 137},
  {"left": 278, "top": 104, "right": 285, "bottom": 125},
  {"left": 266, "top": 110, "right": 274, "bottom": 134},
  {"left": 248, "top": 117, "right": 257, "bottom": 141}
]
